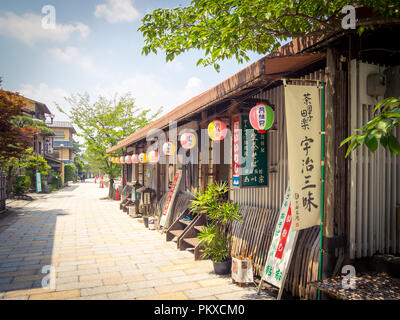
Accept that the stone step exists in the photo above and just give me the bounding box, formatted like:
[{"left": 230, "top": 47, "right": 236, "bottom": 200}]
[
  {"left": 169, "top": 229, "right": 184, "bottom": 238},
  {"left": 183, "top": 237, "right": 199, "bottom": 248},
  {"left": 194, "top": 225, "right": 204, "bottom": 232}
]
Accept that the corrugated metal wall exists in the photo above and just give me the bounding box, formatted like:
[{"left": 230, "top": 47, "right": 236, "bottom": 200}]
[
  {"left": 349, "top": 60, "right": 400, "bottom": 259},
  {"left": 231, "top": 69, "right": 324, "bottom": 211}
]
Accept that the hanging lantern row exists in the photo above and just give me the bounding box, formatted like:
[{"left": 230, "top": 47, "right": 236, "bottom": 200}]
[
  {"left": 249, "top": 103, "right": 274, "bottom": 133},
  {"left": 208, "top": 118, "right": 227, "bottom": 142}
]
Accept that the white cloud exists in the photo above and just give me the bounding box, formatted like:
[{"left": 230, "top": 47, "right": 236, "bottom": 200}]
[
  {"left": 91, "top": 75, "right": 204, "bottom": 115},
  {"left": 19, "top": 83, "right": 71, "bottom": 120},
  {"left": 48, "top": 46, "right": 103, "bottom": 75},
  {"left": 0, "top": 12, "right": 90, "bottom": 45},
  {"left": 94, "top": 0, "right": 140, "bottom": 23}
]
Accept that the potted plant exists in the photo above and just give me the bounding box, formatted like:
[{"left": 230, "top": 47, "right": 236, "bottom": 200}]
[{"left": 191, "top": 182, "right": 242, "bottom": 275}]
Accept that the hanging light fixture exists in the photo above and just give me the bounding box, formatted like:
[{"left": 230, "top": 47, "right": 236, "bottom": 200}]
[
  {"left": 249, "top": 102, "right": 274, "bottom": 133},
  {"left": 180, "top": 132, "right": 197, "bottom": 150},
  {"left": 148, "top": 150, "right": 159, "bottom": 163},
  {"left": 125, "top": 155, "right": 132, "bottom": 164},
  {"left": 120, "top": 156, "right": 125, "bottom": 164},
  {"left": 162, "top": 141, "right": 176, "bottom": 156},
  {"left": 208, "top": 119, "right": 227, "bottom": 142},
  {"left": 132, "top": 154, "right": 138, "bottom": 164},
  {"left": 139, "top": 152, "right": 147, "bottom": 164}
]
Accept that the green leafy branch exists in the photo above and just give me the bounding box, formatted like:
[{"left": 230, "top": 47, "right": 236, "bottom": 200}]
[{"left": 340, "top": 96, "right": 400, "bottom": 157}]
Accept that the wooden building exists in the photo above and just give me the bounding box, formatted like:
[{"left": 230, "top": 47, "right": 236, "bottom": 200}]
[{"left": 107, "top": 19, "right": 400, "bottom": 299}]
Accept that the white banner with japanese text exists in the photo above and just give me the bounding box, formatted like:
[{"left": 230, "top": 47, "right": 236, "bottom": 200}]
[
  {"left": 261, "top": 187, "right": 298, "bottom": 288},
  {"left": 284, "top": 84, "right": 321, "bottom": 231}
]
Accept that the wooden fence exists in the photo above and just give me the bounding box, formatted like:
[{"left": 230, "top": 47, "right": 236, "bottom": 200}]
[{"left": 231, "top": 205, "right": 320, "bottom": 300}]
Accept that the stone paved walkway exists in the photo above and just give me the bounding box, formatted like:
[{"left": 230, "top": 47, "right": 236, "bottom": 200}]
[{"left": 0, "top": 181, "right": 272, "bottom": 300}]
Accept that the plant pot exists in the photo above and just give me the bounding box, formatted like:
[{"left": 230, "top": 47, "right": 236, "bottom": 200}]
[
  {"left": 213, "top": 259, "right": 232, "bottom": 275},
  {"left": 143, "top": 217, "right": 149, "bottom": 228}
]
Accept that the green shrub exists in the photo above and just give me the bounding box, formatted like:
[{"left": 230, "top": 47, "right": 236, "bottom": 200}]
[
  {"left": 191, "top": 182, "right": 241, "bottom": 262},
  {"left": 13, "top": 175, "right": 31, "bottom": 195},
  {"left": 64, "top": 163, "right": 76, "bottom": 182}
]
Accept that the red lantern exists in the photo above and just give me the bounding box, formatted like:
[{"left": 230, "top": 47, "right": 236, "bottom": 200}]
[
  {"left": 180, "top": 132, "right": 197, "bottom": 150},
  {"left": 148, "top": 150, "right": 159, "bottom": 163},
  {"left": 162, "top": 141, "right": 176, "bottom": 156},
  {"left": 208, "top": 119, "right": 227, "bottom": 142},
  {"left": 249, "top": 103, "right": 274, "bottom": 133}
]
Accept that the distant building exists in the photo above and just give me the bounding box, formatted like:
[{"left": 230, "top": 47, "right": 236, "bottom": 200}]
[{"left": 46, "top": 121, "right": 77, "bottom": 165}]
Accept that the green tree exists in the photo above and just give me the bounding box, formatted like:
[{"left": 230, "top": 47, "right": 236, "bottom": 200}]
[
  {"left": 57, "top": 92, "right": 162, "bottom": 198},
  {"left": 139, "top": 0, "right": 399, "bottom": 71},
  {"left": 341, "top": 96, "right": 400, "bottom": 157},
  {"left": 21, "top": 154, "right": 51, "bottom": 189},
  {"left": 64, "top": 163, "right": 77, "bottom": 182}
]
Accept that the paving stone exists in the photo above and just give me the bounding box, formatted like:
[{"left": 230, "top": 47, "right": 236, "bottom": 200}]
[
  {"left": 155, "top": 281, "right": 201, "bottom": 294},
  {"left": 81, "top": 284, "right": 129, "bottom": 297},
  {"left": 184, "top": 285, "right": 243, "bottom": 299},
  {"left": 137, "top": 291, "right": 189, "bottom": 300},
  {"left": 107, "top": 287, "right": 157, "bottom": 300},
  {"left": 29, "top": 289, "right": 81, "bottom": 300},
  {"left": 56, "top": 280, "right": 102, "bottom": 291}
]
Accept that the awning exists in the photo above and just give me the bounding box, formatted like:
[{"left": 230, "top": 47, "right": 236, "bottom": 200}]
[{"left": 107, "top": 52, "right": 325, "bottom": 153}]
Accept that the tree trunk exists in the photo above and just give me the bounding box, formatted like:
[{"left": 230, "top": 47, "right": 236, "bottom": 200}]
[
  {"left": 6, "top": 164, "right": 13, "bottom": 196},
  {"left": 108, "top": 178, "right": 114, "bottom": 199}
]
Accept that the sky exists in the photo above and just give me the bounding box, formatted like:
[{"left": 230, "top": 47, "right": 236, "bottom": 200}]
[{"left": 0, "top": 0, "right": 268, "bottom": 127}]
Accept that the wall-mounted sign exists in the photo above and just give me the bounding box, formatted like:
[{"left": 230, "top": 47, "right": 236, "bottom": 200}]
[
  {"left": 249, "top": 103, "right": 274, "bottom": 133},
  {"left": 259, "top": 187, "right": 298, "bottom": 296},
  {"left": 232, "top": 114, "right": 268, "bottom": 187},
  {"left": 160, "top": 170, "right": 182, "bottom": 227},
  {"left": 284, "top": 84, "right": 321, "bottom": 230},
  {"left": 208, "top": 119, "right": 227, "bottom": 142}
]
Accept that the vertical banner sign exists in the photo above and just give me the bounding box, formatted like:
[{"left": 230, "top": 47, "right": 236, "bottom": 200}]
[
  {"left": 284, "top": 84, "right": 321, "bottom": 230},
  {"left": 232, "top": 115, "right": 240, "bottom": 187},
  {"left": 261, "top": 187, "right": 298, "bottom": 289},
  {"left": 36, "top": 172, "right": 42, "bottom": 193},
  {"left": 231, "top": 114, "right": 268, "bottom": 187},
  {"left": 160, "top": 170, "right": 182, "bottom": 227}
]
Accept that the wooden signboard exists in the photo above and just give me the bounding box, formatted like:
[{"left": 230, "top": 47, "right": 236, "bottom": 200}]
[
  {"left": 258, "top": 186, "right": 298, "bottom": 299},
  {"left": 160, "top": 170, "right": 182, "bottom": 227}
]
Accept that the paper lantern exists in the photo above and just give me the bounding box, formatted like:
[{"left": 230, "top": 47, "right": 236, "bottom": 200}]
[
  {"left": 208, "top": 119, "right": 227, "bottom": 142},
  {"left": 139, "top": 152, "right": 147, "bottom": 164},
  {"left": 249, "top": 103, "right": 274, "bottom": 133},
  {"left": 125, "top": 155, "right": 132, "bottom": 164},
  {"left": 120, "top": 156, "right": 125, "bottom": 164},
  {"left": 115, "top": 157, "right": 120, "bottom": 164},
  {"left": 162, "top": 141, "right": 176, "bottom": 156},
  {"left": 180, "top": 132, "right": 197, "bottom": 150},
  {"left": 132, "top": 154, "right": 138, "bottom": 164},
  {"left": 148, "top": 150, "right": 159, "bottom": 163}
]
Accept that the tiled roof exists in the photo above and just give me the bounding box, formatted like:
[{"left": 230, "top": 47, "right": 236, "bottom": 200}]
[{"left": 54, "top": 140, "right": 74, "bottom": 148}]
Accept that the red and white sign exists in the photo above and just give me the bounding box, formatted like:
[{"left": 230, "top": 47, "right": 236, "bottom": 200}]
[
  {"left": 261, "top": 186, "right": 298, "bottom": 289},
  {"left": 232, "top": 115, "right": 240, "bottom": 187},
  {"left": 160, "top": 170, "right": 182, "bottom": 227}
]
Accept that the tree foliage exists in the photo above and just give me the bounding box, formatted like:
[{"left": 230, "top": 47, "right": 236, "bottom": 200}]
[
  {"left": 139, "top": 0, "right": 399, "bottom": 71},
  {"left": 341, "top": 96, "right": 400, "bottom": 157},
  {"left": 0, "top": 89, "right": 35, "bottom": 164},
  {"left": 57, "top": 92, "right": 162, "bottom": 197}
]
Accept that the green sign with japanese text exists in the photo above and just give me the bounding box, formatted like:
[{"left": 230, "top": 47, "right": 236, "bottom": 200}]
[{"left": 240, "top": 114, "right": 268, "bottom": 187}]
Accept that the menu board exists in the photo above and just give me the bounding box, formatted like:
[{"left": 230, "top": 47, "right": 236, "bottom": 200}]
[{"left": 232, "top": 114, "right": 268, "bottom": 187}]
